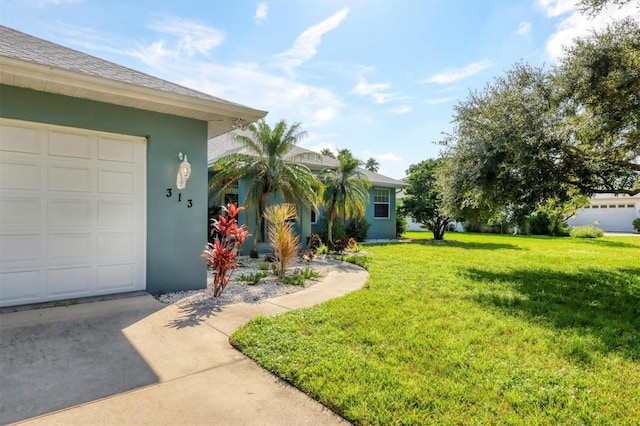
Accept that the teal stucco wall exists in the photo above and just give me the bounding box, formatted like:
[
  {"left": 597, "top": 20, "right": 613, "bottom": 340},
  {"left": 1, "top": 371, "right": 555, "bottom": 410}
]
[
  {"left": 309, "top": 186, "right": 398, "bottom": 240},
  {"left": 0, "top": 84, "right": 208, "bottom": 294},
  {"left": 365, "top": 186, "right": 397, "bottom": 240}
]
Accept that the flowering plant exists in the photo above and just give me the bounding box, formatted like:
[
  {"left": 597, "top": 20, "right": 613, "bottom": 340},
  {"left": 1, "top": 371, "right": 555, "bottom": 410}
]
[{"left": 201, "top": 203, "right": 250, "bottom": 297}]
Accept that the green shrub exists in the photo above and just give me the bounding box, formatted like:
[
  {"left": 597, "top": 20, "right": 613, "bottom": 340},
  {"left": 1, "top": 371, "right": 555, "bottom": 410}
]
[
  {"left": 633, "top": 218, "right": 640, "bottom": 232},
  {"left": 236, "top": 271, "right": 269, "bottom": 284},
  {"left": 256, "top": 261, "right": 271, "bottom": 271},
  {"left": 527, "top": 211, "right": 552, "bottom": 235},
  {"left": 570, "top": 225, "right": 604, "bottom": 238},
  {"left": 317, "top": 245, "right": 329, "bottom": 254},
  {"left": 281, "top": 267, "right": 322, "bottom": 286},
  {"left": 396, "top": 204, "right": 408, "bottom": 237},
  {"left": 345, "top": 217, "right": 371, "bottom": 242},
  {"left": 318, "top": 216, "right": 347, "bottom": 246}
]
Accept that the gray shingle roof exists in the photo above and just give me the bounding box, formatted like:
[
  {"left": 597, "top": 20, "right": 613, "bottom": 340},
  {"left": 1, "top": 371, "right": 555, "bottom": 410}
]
[
  {"left": 0, "top": 25, "right": 245, "bottom": 107},
  {"left": 208, "top": 132, "right": 406, "bottom": 188}
]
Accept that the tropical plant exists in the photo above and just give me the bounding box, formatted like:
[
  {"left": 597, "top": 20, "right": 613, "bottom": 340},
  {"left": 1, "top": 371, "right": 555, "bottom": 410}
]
[
  {"left": 264, "top": 204, "right": 302, "bottom": 278},
  {"left": 322, "top": 150, "right": 371, "bottom": 243},
  {"left": 236, "top": 271, "right": 269, "bottom": 285},
  {"left": 365, "top": 157, "right": 380, "bottom": 172},
  {"left": 201, "top": 203, "right": 250, "bottom": 297},
  {"left": 281, "top": 267, "right": 322, "bottom": 286},
  {"left": 210, "top": 119, "right": 322, "bottom": 257},
  {"left": 321, "top": 148, "right": 336, "bottom": 158}
]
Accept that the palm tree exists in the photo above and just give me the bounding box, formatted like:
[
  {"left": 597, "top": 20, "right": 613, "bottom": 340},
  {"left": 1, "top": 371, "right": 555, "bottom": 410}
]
[
  {"left": 322, "top": 150, "right": 371, "bottom": 243},
  {"left": 320, "top": 148, "right": 336, "bottom": 158},
  {"left": 210, "top": 119, "right": 322, "bottom": 257},
  {"left": 365, "top": 157, "right": 380, "bottom": 172}
]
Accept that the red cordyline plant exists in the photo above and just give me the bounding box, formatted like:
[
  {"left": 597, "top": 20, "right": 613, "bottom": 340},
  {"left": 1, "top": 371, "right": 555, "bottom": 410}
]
[{"left": 201, "top": 203, "right": 250, "bottom": 297}]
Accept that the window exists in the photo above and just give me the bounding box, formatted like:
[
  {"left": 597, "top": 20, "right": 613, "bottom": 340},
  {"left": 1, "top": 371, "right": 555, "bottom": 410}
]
[
  {"left": 374, "top": 188, "right": 390, "bottom": 218},
  {"left": 628, "top": 204, "right": 635, "bottom": 208},
  {"left": 310, "top": 208, "right": 318, "bottom": 224}
]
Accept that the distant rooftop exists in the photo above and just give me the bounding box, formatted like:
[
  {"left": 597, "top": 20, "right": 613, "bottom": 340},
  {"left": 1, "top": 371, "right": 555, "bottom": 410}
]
[{"left": 208, "top": 131, "right": 406, "bottom": 188}]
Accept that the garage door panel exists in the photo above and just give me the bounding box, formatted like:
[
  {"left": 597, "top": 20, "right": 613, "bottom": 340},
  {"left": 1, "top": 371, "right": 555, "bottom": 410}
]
[
  {"left": 0, "top": 161, "right": 41, "bottom": 190},
  {"left": 98, "top": 232, "right": 134, "bottom": 257},
  {"left": 0, "top": 198, "right": 40, "bottom": 226},
  {"left": 0, "top": 124, "right": 41, "bottom": 154},
  {"left": 48, "top": 164, "right": 92, "bottom": 192},
  {"left": 0, "top": 234, "right": 40, "bottom": 264},
  {"left": 48, "top": 234, "right": 92, "bottom": 260},
  {"left": 48, "top": 199, "right": 92, "bottom": 227},
  {"left": 98, "top": 168, "right": 135, "bottom": 194},
  {"left": 0, "top": 118, "right": 146, "bottom": 307},
  {"left": 98, "top": 264, "right": 135, "bottom": 291},
  {"left": 47, "top": 267, "right": 92, "bottom": 296},
  {"left": 98, "top": 201, "right": 134, "bottom": 226},
  {"left": 48, "top": 131, "right": 93, "bottom": 159},
  {"left": 0, "top": 270, "right": 42, "bottom": 303},
  {"left": 98, "top": 137, "right": 135, "bottom": 163}
]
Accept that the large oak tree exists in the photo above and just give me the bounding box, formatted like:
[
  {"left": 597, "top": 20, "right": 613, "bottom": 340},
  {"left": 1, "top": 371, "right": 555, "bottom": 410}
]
[{"left": 440, "top": 19, "right": 639, "bottom": 222}]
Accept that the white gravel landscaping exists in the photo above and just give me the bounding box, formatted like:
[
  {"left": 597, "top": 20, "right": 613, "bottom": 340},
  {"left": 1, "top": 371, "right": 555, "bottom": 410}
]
[{"left": 156, "top": 255, "right": 335, "bottom": 309}]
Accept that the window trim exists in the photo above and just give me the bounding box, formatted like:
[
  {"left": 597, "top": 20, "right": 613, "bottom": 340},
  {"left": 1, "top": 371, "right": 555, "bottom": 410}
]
[{"left": 373, "top": 188, "right": 390, "bottom": 219}]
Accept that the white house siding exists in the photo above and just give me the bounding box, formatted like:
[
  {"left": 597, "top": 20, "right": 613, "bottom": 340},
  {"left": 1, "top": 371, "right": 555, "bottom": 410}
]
[{"left": 569, "top": 194, "right": 640, "bottom": 233}]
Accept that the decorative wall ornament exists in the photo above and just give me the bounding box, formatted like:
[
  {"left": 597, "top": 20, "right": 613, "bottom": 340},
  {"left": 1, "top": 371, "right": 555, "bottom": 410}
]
[{"left": 176, "top": 152, "right": 191, "bottom": 189}]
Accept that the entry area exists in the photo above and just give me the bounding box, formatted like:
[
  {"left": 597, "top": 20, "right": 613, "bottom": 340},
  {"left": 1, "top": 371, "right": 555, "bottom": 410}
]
[{"left": 0, "top": 118, "right": 146, "bottom": 307}]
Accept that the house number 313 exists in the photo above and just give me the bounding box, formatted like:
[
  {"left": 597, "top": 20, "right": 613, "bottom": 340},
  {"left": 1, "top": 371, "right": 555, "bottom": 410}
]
[{"left": 166, "top": 188, "right": 193, "bottom": 208}]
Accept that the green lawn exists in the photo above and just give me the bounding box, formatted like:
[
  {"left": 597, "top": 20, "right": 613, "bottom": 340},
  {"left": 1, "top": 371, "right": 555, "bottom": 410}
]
[{"left": 231, "top": 233, "right": 640, "bottom": 425}]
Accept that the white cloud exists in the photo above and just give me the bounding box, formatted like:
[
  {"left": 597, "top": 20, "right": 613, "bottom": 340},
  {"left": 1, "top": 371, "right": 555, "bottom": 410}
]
[
  {"left": 539, "top": 0, "right": 640, "bottom": 61},
  {"left": 255, "top": 2, "right": 268, "bottom": 22},
  {"left": 350, "top": 75, "right": 396, "bottom": 104},
  {"left": 424, "top": 97, "right": 456, "bottom": 105},
  {"left": 389, "top": 106, "right": 412, "bottom": 114},
  {"left": 516, "top": 21, "right": 532, "bottom": 35},
  {"left": 536, "top": 0, "right": 575, "bottom": 17},
  {"left": 130, "top": 18, "right": 224, "bottom": 65},
  {"left": 56, "top": 23, "right": 343, "bottom": 131},
  {"left": 421, "top": 60, "right": 493, "bottom": 84},
  {"left": 378, "top": 152, "right": 402, "bottom": 161},
  {"left": 272, "top": 8, "right": 349, "bottom": 75}
]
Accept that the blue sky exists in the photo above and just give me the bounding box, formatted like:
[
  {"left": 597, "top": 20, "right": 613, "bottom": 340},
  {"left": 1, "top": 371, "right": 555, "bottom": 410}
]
[{"left": 2, "top": 0, "right": 638, "bottom": 178}]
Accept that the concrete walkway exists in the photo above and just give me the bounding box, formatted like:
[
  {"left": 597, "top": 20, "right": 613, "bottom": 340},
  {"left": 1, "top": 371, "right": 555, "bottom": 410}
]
[{"left": 9, "top": 260, "right": 367, "bottom": 426}]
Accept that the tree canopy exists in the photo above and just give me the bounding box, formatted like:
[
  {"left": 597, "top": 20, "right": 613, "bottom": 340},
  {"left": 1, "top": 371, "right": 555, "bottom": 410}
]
[
  {"left": 402, "top": 159, "right": 451, "bottom": 240},
  {"left": 440, "top": 19, "right": 639, "bottom": 222},
  {"left": 365, "top": 157, "right": 380, "bottom": 172}
]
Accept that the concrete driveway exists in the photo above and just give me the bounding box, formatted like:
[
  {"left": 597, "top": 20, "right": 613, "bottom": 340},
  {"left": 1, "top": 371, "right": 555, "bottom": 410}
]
[
  {"left": 0, "top": 260, "right": 367, "bottom": 425},
  {"left": 0, "top": 294, "right": 164, "bottom": 424}
]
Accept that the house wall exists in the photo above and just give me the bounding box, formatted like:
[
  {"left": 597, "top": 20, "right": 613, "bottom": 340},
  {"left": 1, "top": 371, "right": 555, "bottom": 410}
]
[
  {"left": 365, "top": 186, "right": 397, "bottom": 240},
  {"left": 309, "top": 186, "right": 399, "bottom": 240},
  {"left": 1, "top": 84, "right": 209, "bottom": 294}
]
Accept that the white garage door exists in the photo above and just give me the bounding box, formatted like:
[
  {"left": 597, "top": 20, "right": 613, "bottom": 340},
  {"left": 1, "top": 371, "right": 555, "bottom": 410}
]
[
  {"left": 570, "top": 203, "right": 638, "bottom": 233},
  {"left": 0, "top": 118, "right": 146, "bottom": 307}
]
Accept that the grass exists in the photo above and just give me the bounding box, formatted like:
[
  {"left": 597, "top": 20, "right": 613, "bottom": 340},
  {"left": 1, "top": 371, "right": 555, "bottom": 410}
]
[{"left": 231, "top": 232, "right": 640, "bottom": 425}]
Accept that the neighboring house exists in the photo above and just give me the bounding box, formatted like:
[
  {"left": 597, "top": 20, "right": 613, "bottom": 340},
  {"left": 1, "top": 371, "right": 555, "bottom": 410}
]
[
  {"left": 0, "top": 26, "right": 266, "bottom": 307},
  {"left": 568, "top": 193, "right": 640, "bottom": 233},
  {"left": 208, "top": 133, "right": 406, "bottom": 249}
]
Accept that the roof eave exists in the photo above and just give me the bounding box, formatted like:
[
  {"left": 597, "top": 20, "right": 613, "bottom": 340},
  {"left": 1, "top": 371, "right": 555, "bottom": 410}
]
[{"left": 0, "top": 56, "right": 268, "bottom": 138}]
